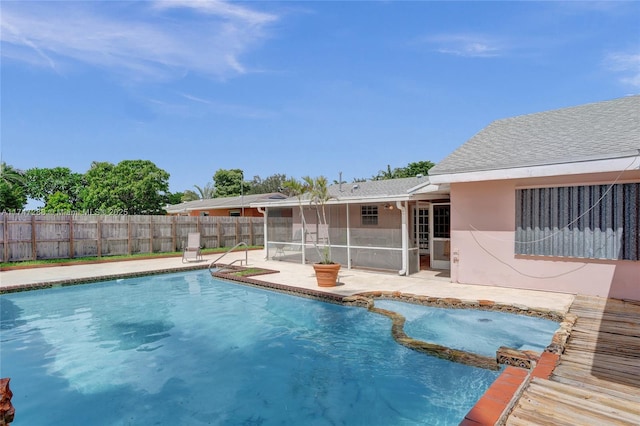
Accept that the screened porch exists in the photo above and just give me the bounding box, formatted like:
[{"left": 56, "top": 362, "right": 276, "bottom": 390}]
[{"left": 263, "top": 204, "right": 421, "bottom": 275}]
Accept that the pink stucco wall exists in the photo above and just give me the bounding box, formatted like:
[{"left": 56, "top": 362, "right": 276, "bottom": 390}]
[{"left": 450, "top": 172, "right": 640, "bottom": 301}]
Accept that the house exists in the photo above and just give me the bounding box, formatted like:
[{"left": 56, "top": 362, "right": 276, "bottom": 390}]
[
  {"left": 252, "top": 176, "right": 450, "bottom": 274},
  {"left": 166, "top": 193, "right": 288, "bottom": 217},
  {"left": 428, "top": 95, "right": 640, "bottom": 300}
]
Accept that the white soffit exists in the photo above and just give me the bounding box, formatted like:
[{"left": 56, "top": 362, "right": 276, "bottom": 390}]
[{"left": 410, "top": 183, "right": 450, "bottom": 194}]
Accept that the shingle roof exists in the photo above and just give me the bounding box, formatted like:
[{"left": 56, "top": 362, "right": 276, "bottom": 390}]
[
  {"left": 251, "top": 176, "right": 434, "bottom": 207},
  {"left": 326, "top": 176, "right": 430, "bottom": 199},
  {"left": 429, "top": 95, "right": 640, "bottom": 176},
  {"left": 166, "top": 192, "right": 285, "bottom": 213}
]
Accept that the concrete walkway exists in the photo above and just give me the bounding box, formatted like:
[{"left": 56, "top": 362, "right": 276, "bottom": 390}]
[{"left": 0, "top": 250, "right": 575, "bottom": 314}]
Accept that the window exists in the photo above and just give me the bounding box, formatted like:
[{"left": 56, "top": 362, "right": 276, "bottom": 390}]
[
  {"left": 515, "top": 183, "right": 640, "bottom": 260},
  {"left": 229, "top": 210, "right": 241, "bottom": 217},
  {"left": 413, "top": 207, "right": 429, "bottom": 250},
  {"left": 433, "top": 205, "right": 450, "bottom": 238},
  {"left": 361, "top": 205, "right": 378, "bottom": 226}
]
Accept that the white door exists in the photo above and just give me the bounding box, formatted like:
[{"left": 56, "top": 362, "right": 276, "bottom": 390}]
[{"left": 430, "top": 203, "right": 451, "bottom": 270}]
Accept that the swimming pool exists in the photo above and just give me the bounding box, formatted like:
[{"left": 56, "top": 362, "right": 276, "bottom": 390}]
[{"left": 2, "top": 270, "right": 502, "bottom": 425}]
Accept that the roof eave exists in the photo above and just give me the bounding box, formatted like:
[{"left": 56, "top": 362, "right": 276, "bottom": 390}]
[
  {"left": 409, "top": 183, "right": 450, "bottom": 195},
  {"left": 429, "top": 155, "right": 640, "bottom": 184},
  {"left": 252, "top": 194, "right": 421, "bottom": 208}
]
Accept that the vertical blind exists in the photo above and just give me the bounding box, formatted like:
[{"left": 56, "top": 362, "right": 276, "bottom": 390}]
[{"left": 515, "top": 183, "right": 640, "bottom": 260}]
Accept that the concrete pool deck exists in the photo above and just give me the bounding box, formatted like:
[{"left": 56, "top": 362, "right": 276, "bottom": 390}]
[{"left": 0, "top": 249, "right": 575, "bottom": 315}]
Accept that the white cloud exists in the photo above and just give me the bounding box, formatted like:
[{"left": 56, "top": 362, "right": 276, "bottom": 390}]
[
  {"left": 152, "top": 0, "right": 276, "bottom": 26},
  {"left": 0, "top": 1, "right": 278, "bottom": 81},
  {"left": 423, "top": 34, "right": 504, "bottom": 58},
  {"left": 605, "top": 51, "right": 640, "bottom": 88},
  {"left": 178, "top": 92, "right": 276, "bottom": 119}
]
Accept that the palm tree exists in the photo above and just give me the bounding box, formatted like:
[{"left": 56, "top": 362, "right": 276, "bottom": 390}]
[
  {"left": 1, "top": 162, "right": 25, "bottom": 187},
  {"left": 193, "top": 182, "right": 215, "bottom": 199},
  {"left": 373, "top": 164, "right": 395, "bottom": 180},
  {"left": 282, "top": 177, "right": 310, "bottom": 227},
  {"left": 303, "top": 176, "right": 334, "bottom": 263},
  {"left": 0, "top": 162, "right": 27, "bottom": 211}
]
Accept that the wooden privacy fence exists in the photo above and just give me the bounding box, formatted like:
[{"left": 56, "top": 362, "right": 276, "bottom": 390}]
[{"left": 0, "top": 213, "right": 264, "bottom": 263}]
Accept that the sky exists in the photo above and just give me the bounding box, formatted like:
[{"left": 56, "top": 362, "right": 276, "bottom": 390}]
[{"left": 2, "top": 0, "right": 639, "bottom": 202}]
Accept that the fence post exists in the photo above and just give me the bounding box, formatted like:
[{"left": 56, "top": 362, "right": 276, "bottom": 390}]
[
  {"left": 249, "top": 217, "right": 254, "bottom": 246},
  {"left": 97, "top": 215, "right": 102, "bottom": 257},
  {"left": 127, "top": 215, "right": 132, "bottom": 255},
  {"left": 31, "top": 215, "right": 37, "bottom": 260},
  {"left": 172, "top": 215, "right": 177, "bottom": 252},
  {"left": 149, "top": 215, "right": 153, "bottom": 254},
  {"left": 3, "top": 214, "right": 7, "bottom": 262},
  {"left": 69, "top": 215, "right": 74, "bottom": 259}
]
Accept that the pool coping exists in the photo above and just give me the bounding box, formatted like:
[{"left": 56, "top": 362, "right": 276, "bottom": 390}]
[
  {"left": 460, "top": 352, "right": 561, "bottom": 426},
  {"left": 0, "top": 264, "right": 212, "bottom": 294}
]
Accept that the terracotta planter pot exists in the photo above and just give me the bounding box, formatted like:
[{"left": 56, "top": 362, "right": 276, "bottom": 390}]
[{"left": 313, "top": 263, "right": 341, "bottom": 287}]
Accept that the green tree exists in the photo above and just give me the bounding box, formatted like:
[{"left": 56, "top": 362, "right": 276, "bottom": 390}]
[
  {"left": 180, "top": 190, "right": 200, "bottom": 202},
  {"left": 373, "top": 164, "right": 397, "bottom": 180},
  {"left": 166, "top": 192, "right": 185, "bottom": 205},
  {"left": 81, "top": 160, "right": 170, "bottom": 214},
  {"left": 212, "top": 169, "right": 249, "bottom": 198},
  {"left": 0, "top": 163, "right": 27, "bottom": 211},
  {"left": 247, "top": 173, "right": 288, "bottom": 194},
  {"left": 24, "top": 167, "right": 84, "bottom": 210},
  {"left": 373, "top": 161, "right": 435, "bottom": 180},
  {"left": 42, "top": 192, "right": 74, "bottom": 213},
  {"left": 0, "top": 182, "right": 26, "bottom": 211},
  {"left": 80, "top": 162, "right": 114, "bottom": 212},
  {"left": 395, "top": 161, "right": 435, "bottom": 178}
]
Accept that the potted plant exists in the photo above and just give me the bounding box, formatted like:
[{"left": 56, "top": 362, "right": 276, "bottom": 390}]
[
  {"left": 283, "top": 176, "right": 341, "bottom": 287},
  {"left": 312, "top": 246, "right": 341, "bottom": 287}
]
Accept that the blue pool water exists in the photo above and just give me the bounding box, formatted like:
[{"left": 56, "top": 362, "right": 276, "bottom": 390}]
[
  {"left": 374, "top": 300, "right": 559, "bottom": 357},
  {"left": 1, "top": 271, "right": 504, "bottom": 426}
]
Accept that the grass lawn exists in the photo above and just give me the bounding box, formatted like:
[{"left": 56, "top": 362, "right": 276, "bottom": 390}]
[{"left": 0, "top": 246, "right": 262, "bottom": 270}]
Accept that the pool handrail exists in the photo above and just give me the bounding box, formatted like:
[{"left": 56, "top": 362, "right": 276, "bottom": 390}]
[{"left": 208, "top": 242, "right": 249, "bottom": 273}]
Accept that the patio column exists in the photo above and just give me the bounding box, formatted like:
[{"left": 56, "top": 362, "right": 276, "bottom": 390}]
[
  {"left": 301, "top": 209, "right": 306, "bottom": 265},
  {"left": 346, "top": 203, "right": 351, "bottom": 269},
  {"left": 397, "top": 201, "right": 408, "bottom": 276},
  {"left": 257, "top": 207, "right": 268, "bottom": 259}
]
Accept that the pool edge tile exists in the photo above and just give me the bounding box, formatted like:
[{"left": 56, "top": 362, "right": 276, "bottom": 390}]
[{"left": 460, "top": 366, "right": 529, "bottom": 426}]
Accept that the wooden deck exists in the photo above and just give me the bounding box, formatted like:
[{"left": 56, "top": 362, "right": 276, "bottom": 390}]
[{"left": 505, "top": 294, "right": 640, "bottom": 425}]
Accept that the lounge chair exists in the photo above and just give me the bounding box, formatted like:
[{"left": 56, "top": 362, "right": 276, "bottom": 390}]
[
  {"left": 274, "top": 243, "right": 286, "bottom": 260},
  {"left": 182, "top": 232, "right": 203, "bottom": 263}
]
